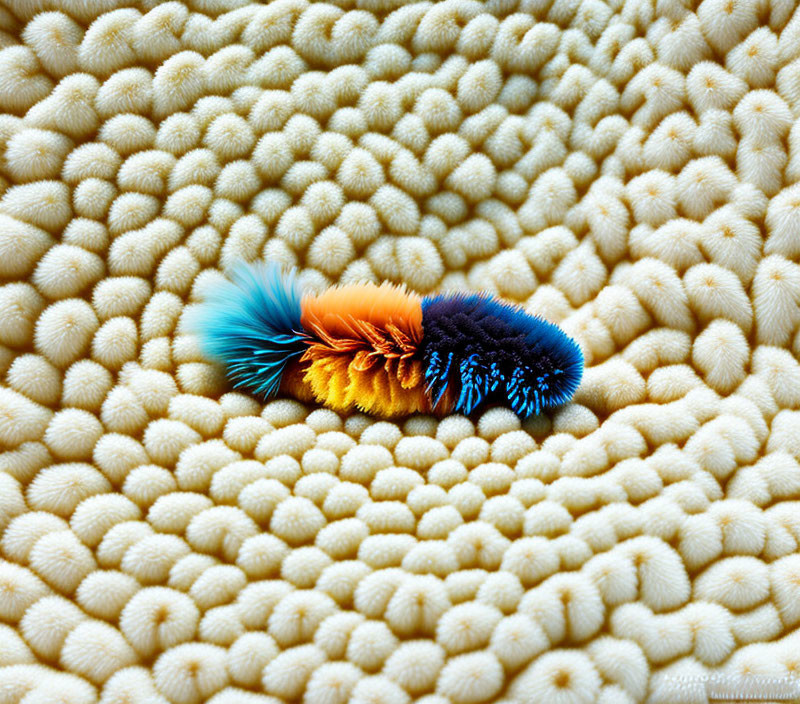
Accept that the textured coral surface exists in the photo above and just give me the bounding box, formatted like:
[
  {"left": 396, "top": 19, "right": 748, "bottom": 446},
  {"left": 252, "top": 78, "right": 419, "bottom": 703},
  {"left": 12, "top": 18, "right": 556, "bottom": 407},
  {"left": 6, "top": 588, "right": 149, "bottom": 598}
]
[{"left": 2, "top": 0, "right": 800, "bottom": 702}]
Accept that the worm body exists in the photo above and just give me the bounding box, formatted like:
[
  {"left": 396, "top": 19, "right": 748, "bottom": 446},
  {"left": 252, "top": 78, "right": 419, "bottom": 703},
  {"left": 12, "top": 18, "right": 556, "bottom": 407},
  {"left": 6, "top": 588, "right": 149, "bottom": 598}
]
[{"left": 192, "top": 261, "right": 584, "bottom": 418}]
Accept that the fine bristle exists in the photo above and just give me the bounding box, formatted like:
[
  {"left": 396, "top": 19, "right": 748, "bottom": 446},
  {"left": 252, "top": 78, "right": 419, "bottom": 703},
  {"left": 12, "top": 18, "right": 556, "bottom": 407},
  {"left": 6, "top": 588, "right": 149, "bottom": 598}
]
[
  {"left": 420, "top": 293, "right": 584, "bottom": 418},
  {"left": 187, "top": 261, "right": 308, "bottom": 399}
]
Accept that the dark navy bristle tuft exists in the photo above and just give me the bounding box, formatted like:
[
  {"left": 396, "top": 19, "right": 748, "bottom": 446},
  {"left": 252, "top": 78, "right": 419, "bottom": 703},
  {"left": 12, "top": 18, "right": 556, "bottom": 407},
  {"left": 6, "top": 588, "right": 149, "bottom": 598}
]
[
  {"left": 420, "top": 293, "right": 584, "bottom": 418},
  {"left": 186, "top": 261, "right": 309, "bottom": 399}
]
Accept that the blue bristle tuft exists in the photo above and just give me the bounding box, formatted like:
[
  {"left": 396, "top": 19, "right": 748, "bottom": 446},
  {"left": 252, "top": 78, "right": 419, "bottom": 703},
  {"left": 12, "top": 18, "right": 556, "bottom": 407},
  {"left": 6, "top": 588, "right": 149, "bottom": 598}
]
[
  {"left": 186, "top": 261, "right": 309, "bottom": 399},
  {"left": 420, "top": 293, "right": 584, "bottom": 418}
]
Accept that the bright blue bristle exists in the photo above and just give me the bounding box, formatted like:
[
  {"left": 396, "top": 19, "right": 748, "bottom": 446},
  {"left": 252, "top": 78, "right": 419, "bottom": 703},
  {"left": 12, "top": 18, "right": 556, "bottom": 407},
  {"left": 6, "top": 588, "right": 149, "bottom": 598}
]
[
  {"left": 420, "top": 293, "right": 584, "bottom": 418},
  {"left": 187, "top": 261, "right": 309, "bottom": 399}
]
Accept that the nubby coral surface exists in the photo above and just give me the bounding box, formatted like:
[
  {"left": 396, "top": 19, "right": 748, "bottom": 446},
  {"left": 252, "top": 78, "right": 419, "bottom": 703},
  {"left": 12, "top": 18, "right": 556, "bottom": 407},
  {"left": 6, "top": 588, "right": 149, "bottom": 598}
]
[{"left": 2, "top": 0, "right": 800, "bottom": 702}]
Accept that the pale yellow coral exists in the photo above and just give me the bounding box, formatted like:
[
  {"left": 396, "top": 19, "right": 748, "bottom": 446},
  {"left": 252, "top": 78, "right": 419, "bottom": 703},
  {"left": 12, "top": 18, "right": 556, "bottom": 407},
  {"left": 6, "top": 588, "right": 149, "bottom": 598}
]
[{"left": 0, "top": 0, "right": 797, "bottom": 699}]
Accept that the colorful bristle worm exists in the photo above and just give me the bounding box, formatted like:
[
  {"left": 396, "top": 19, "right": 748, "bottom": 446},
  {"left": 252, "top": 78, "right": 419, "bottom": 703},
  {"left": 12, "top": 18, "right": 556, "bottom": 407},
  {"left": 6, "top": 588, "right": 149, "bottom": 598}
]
[{"left": 190, "top": 261, "right": 584, "bottom": 419}]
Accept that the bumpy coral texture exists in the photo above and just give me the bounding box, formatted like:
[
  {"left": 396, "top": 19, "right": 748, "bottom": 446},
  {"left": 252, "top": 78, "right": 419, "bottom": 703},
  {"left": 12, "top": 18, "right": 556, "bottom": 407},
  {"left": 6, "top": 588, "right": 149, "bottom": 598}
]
[{"left": 1, "top": 0, "right": 800, "bottom": 702}]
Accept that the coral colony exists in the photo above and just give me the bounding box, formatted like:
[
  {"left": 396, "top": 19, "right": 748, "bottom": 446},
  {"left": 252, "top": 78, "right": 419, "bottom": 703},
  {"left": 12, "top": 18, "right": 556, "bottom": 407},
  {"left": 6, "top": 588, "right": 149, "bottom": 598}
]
[
  {"left": 191, "top": 260, "right": 584, "bottom": 418},
  {"left": 4, "top": 0, "right": 800, "bottom": 701}
]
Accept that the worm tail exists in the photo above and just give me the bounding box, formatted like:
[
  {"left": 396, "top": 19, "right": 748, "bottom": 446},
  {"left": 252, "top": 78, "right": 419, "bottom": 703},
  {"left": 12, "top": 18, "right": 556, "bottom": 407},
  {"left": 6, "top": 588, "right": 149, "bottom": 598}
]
[{"left": 188, "top": 261, "right": 309, "bottom": 399}]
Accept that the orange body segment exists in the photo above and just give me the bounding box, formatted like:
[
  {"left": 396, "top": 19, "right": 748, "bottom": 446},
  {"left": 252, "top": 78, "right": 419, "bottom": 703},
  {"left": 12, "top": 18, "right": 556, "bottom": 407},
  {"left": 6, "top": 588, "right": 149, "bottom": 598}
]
[
  {"left": 297, "top": 282, "right": 428, "bottom": 417},
  {"left": 301, "top": 282, "right": 423, "bottom": 343}
]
